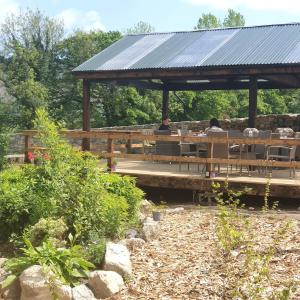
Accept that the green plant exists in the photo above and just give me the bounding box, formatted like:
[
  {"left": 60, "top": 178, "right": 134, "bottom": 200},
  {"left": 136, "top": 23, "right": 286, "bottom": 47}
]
[
  {"left": 23, "top": 217, "right": 68, "bottom": 247},
  {"left": 213, "top": 181, "right": 250, "bottom": 253},
  {"left": 2, "top": 235, "right": 95, "bottom": 288},
  {"left": 0, "top": 132, "right": 9, "bottom": 171},
  {"left": 0, "top": 108, "right": 144, "bottom": 246},
  {"left": 84, "top": 231, "right": 106, "bottom": 266},
  {"left": 231, "top": 221, "right": 295, "bottom": 300}
]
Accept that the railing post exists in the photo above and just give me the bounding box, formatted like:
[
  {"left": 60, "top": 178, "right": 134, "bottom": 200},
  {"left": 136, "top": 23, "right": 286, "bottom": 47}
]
[
  {"left": 126, "top": 138, "right": 132, "bottom": 154},
  {"left": 24, "top": 135, "right": 32, "bottom": 163},
  {"left": 206, "top": 141, "right": 213, "bottom": 177},
  {"left": 82, "top": 79, "right": 91, "bottom": 151},
  {"left": 107, "top": 138, "right": 114, "bottom": 171}
]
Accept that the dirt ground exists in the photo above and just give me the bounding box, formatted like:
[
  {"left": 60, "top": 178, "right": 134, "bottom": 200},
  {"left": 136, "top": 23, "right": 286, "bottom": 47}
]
[{"left": 114, "top": 207, "right": 300, "bottom": 300}]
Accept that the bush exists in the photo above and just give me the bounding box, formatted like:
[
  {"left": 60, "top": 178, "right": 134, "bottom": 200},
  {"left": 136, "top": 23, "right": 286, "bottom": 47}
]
[
  {"left": 0, "top": 108, "right": 143, "bottom": 246},
  {"left": 23, "top": 217, "right": 67, "bottom": 247},
  {"left": 0, "top": 132, "right": 9, "bottom": 171},
  {"left": 98, "top": 173, "right": 144, "bottom": 222}
]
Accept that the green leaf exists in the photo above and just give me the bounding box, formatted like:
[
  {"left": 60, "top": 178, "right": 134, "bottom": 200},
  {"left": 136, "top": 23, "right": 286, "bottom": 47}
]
[{"left": 1, "top": 275, "right": 17, "bottom": 289}]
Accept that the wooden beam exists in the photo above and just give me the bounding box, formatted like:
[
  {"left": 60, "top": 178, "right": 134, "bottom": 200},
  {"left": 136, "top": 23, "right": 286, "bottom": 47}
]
[
  {"left": 73, "top": 66, "right": 300, "bottom": 80},
  {"left": 262, "top": 75, "right": 300, "bottom": 88},
  {"left": 82, "top": 79, "right": 91, "bottom": 151},
  {"left": 162, "top": 88, "right": 169, "bottom": 118},
  {"left": 96, "top": 80, "right": 163, "bottom": 90},
  {"left": 165, "top": 81, "right": 298, "bottom": 91},
  {"left": 248, "top": 77, "right": 257, "bottom": 128}
]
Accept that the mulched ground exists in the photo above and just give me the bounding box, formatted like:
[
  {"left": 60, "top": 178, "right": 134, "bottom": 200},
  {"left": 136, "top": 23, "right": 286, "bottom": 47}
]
[{"left": 114, "top": 207, "right": 300, "bottom": 300}]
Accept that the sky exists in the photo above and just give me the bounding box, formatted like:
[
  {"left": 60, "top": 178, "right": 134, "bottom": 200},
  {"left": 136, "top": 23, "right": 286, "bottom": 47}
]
[{"left": 0, "top": 0, "right": 300, "bottom": 33}]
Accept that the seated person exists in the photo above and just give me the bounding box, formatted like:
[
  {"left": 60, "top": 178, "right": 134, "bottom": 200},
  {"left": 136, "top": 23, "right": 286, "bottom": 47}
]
[
  {"left": 205, "top": 118, "right": 223, "bottom": 133},
  {"left": 158, "top": 115, "right": 171, "bottom": 130}
]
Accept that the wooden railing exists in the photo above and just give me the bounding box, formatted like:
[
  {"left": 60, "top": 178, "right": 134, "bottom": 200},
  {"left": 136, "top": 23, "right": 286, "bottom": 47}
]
[{"left": 21, "top": 130, "right": 300, "bottom": 175}]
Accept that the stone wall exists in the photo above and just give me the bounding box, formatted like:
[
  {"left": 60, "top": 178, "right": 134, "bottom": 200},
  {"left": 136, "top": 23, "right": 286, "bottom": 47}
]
[
  {"left": 8, "top": 114, "right": 300, "bottom": 154},
  {"left": 98, "top": 114, "right": 300, "bottom": 133}
]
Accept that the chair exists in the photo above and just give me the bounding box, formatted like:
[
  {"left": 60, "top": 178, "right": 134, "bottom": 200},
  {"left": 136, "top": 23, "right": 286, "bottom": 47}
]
[
  {"left": 207, "top": 131, "right": 239, "bottom": 174},
  {"left": 177, "top": 129, "right": 199, "bottom": 171},
  {"left": 266, "top": 132, "right": 300, "bottom": 178},
  {"left": 254, "top": 130, "right": 271, "bottom": 174},
  {"left": 154, "top": 130, "right": 180, "bottom": 157},
  {"left": 141, "top": 129, "right": 154, "bottom": 154},
  {"left": 255, "top": 130, "right": 272, "bottom": 159}
]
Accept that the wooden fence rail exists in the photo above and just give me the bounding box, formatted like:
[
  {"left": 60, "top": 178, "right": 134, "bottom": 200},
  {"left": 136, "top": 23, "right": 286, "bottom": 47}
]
[{"left": 21, "top": 130, "right": 300, "bottom": 174}]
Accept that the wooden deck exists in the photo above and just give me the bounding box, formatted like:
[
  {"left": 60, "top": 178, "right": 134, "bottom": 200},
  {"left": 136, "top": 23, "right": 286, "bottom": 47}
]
[{"left": 115, "top": 159, "right": 300, "bottom": 199}]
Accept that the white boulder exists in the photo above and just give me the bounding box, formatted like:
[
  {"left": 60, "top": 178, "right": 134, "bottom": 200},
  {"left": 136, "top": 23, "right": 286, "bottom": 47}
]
[
  {"left": 19, "top": 265, "right": 72, "bottom": 300},
  {"left": 19, "top": 265, "right": 52, "bottom": 300},
  {"left": 139, "top": 200, "right": 153, "bottom": 215},
  {"left": 72, "top": 284, "right": 95, "bottom": 300},
  {"left": 141, "top": 217, "right": 160, "bottom": 241},
  {"left": 103, "top": 242, "right": 132, "bottom": 276},
  {"left": 88, "top": 270, "right": 124, "bottom": 299}
]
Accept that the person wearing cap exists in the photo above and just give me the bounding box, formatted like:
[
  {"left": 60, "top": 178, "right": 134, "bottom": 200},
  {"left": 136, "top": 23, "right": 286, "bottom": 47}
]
[{"left": 158, "top": 116, "right": 171, "bottom": 130}]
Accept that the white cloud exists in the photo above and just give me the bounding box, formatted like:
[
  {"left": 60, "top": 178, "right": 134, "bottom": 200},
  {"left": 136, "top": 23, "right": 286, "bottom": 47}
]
[
  {"left": 57, "top": 8, "right": 105, "bottom": 32},
  {"left": 185, "top": 0, "right": 300, "bottom": 14},
  {"left": 0, "top": 0, "right": 19, "bottom": 22}
]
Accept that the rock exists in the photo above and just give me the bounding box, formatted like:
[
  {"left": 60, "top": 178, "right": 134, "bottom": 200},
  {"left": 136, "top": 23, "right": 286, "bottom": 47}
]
[
  {"left": 72, "top": 284, "right": 95, "bottom": 300},
  {"left": 119, "top": 238, "right": 146, "bottom": 251},
  {"left": 0, "top": 277, "right": 21, "bottom": 300},
  {"left": 138, "top": 212, "right": 146, "bottom": 222},
  {"left": 19, "top": 265, "right": 52, "bottom": 300},
  {"left": 19, "top": 265, "right": 72, "bottom": 300},
  {"left": 166, "top": 207, "right": 184, "bottom": 214},
  {"left": 103, "top": 242, "right": 132, "bottom": 277},
  {"left": 88, "top": 271, "right": 124, "bottom": 299},
  {"left": 125, "top": 229, "right": 138, "bottom": 239},
  {"left": 141, "top": 217, "right": 160, "bottom": 241},
  {"left": 248, "top": 207, "right": 255, "bottom": 211},
  {"left": 139, "top": 199, "right": 153, "bottom": 215},
  {"left": 54, "top": 284, "right": 72, "bottom": 300}
]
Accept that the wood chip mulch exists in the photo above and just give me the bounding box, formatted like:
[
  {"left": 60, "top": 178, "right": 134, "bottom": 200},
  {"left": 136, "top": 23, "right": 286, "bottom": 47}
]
[{"left": 113, "top": 208, "right": 300, "bottom": 300}]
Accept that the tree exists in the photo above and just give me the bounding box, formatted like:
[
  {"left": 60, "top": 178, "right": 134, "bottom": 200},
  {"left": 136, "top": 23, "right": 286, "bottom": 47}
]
[
  {"left": 194, "top": 13, "right": 221, "bottom": 30},
  {"left": 52, "top": 30, "right": 122, "bottom": 128},
  {"left": 223, "top": 9, "right": 245, "bottom": 27},
  {"left": 126, "top": 21, "right": 155, "bottom": 34},
  {"left": 0, "top": 8, "right": 64, "bottom": 128}
]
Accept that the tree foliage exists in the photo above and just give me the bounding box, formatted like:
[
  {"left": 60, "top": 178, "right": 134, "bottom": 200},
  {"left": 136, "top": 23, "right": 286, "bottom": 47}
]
[
  {"left": 126, "top": 21, "right": 155, "bottom": 34},
  {"left": 0, "top": 8, "right": 299, "bottom": 131}
]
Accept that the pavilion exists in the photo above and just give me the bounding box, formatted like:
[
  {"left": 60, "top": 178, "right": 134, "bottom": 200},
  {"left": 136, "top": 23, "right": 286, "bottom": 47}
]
[{"left": 73, "top": 23, "right": 300, "bottom": 150}]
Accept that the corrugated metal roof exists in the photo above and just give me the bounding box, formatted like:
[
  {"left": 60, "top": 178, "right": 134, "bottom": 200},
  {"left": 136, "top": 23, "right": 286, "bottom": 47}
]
[{"left": 73, "top": 23, "right": 300, "bottom": 72}]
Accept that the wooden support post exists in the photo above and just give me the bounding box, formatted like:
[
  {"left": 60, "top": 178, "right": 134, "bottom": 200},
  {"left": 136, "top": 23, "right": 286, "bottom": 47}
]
[
  {"left": 24, "top": 135, "right": 32, "bottom": 163},
  {"left": 82, "top": 79, "right": 91, "bottom": 151},
  {"left": 162, "top": 88, "right": 169, "bottom": 118},
  {"left": 107, "top": 138, "right": 114, "bottom": 171},
  {"left": 126, "top": 138, "right": 132, "bottom": 154},
  {"left": 248, "top": 77, "right": 258, "bottom": 128}
]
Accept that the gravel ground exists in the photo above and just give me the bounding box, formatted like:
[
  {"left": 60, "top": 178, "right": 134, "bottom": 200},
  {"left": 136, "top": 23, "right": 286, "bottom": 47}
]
[{"left": 113, "top": 207, "right": 300, "bottom": 300}]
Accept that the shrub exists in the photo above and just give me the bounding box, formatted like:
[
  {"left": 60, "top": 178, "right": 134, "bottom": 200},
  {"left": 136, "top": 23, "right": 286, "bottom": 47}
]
[
  {"left": 84, "top": 231, "right": 106, "bottom": 266},
  {"left": 0, "top": 167, "right": 32, "bottom": 240},
  {"left": 97, "top": 173, "right": 144, "bottom": 221},
  {"left": 23, "top": 217, "right": 68, "bottom": 247},
  {"left": 0, "top": 108, "right": 143, "bottom": 247},
  {"left": 0, "top": 132, "right": 9, "bottom": 171}
]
